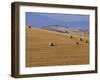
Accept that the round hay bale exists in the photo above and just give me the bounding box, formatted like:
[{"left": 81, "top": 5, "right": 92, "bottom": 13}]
[
  {"left": 70, "top": 36, "right": 73, "bottom": 39},
  {"left": 49, "top": 42, "right": 54, "bottom": 46},
  {"left": 80, "top": 38, "right": 82, "bottom": 41},
  {"left": 29, "top": 26, "right": 31, "bottom": 28},
  {"left": 85, "top": 40, "right": 88, "bottom": 43},
  {"left": 76, "top": 42, "right": 79, "bottom": 45}
]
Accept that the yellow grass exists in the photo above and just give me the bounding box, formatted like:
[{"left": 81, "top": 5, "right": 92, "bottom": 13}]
[{"left": 26, "top": 28, "right": 89, "bottom": 67}]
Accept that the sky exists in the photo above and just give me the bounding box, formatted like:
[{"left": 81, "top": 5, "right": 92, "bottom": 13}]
[{"left": 26, "top": 12, "right": 89, "bottom": 30}]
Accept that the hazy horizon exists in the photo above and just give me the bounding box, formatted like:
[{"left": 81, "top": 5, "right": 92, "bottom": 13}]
[{"left": 26, "top": 12, "right": 90, "bottom": 32}]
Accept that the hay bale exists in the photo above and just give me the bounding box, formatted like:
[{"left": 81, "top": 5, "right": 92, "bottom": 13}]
[
  {"left": 29, "top": 26, "right": 31, "bottom": 28},
  {"left": 49, "top": 42, "right": 54, "bottom": 46},
  {"left": 76, "top": 42, "right": 79, "bottom": 45},
  {"left": 85, "top": 40, "right": 88, "bottom": 43},
  {"left": 80, "top": 38, "right": 82, "bottom": 41},
  {"left": 70, "top": 36, "right": 73, "bottom": 39}
]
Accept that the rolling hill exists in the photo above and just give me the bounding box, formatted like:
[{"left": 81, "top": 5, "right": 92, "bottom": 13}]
[{"left": 26, "top": 27, "right": 89, "bottom": 67}]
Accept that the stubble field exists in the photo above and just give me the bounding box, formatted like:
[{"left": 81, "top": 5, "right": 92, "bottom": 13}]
[{"left": 26, "top": 28, "right": 89, "bottom": 67}]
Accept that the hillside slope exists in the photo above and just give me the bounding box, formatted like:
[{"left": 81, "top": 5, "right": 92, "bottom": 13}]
[{"left": 26, "top": 28, "right": 89, "bottom": 67}]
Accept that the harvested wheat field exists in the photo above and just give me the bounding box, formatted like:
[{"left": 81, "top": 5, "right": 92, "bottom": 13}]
[{"left": 26, "top": 27, "right": 89, "bottom": 67}]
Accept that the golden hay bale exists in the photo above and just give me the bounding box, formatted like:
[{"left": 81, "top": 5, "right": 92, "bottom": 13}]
[
  {"left": 76, "top": 42, "right": 79, "bottom": 45},
  {"left": 85, "top": 40, "right": 88, "bottom": 43},
  {"left": 80, "top": 38, "right": 82, "bottom": 41},
  {"left": 70, "top": 36, "right": 73, "bottom": 39},
  {"left": 49, "top": 42, "right": 54, "bottom": 46},
  {"left": 29, "top": 26, "right": 31, "bottom": 28}
]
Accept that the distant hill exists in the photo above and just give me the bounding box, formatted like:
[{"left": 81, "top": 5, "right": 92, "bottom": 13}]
[
  {"left": 42, "top": 25, "right": 69, "bottom": 33},
  {"left": 41, "top": 25, "right": 88, "bottom": 33}
]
